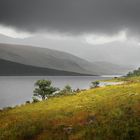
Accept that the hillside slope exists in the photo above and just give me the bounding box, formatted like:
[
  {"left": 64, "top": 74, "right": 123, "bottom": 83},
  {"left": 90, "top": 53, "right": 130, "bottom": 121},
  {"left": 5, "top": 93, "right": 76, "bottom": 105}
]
[
  {"left": 92, "top": 61, "right": 132, "bottom": 75},
  {"left": 0, "top": 43, "right": 92, "bottom": 74},
  {"left": 0, "top": 77, "right": 139, "bottom": 140},
  {"left": 0, "top": 58, "right": 89, "bottom": 76},
  {"left": 0, "top": 34, "right": 140, "bottom": 67},
  {"left": 0, "top": 43, "right": 131, "bottom": 75}
]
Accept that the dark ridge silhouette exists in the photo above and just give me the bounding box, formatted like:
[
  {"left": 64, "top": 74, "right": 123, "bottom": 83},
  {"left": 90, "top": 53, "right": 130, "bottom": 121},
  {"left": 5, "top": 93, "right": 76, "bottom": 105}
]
[{"left": 0, "top": 59, "right": 92, "bottom": 76}]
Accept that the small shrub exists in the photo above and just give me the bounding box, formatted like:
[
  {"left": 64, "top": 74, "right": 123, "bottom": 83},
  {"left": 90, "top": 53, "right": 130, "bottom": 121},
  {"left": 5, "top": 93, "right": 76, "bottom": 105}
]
[
  {"left": 32, "top": 97, "right": 40, "bottom": 103},
  {"left": 59, "top": 85, "right": 73, "bottom": 95},
  {"left": 3, "top": 106, "right": 12, "bottom": 111},
  {"left": 26, "top": 101, "right": 30, "bottom": 104},
  {"left": 90, "top": 81, "right": 100, "bottom": 88}
]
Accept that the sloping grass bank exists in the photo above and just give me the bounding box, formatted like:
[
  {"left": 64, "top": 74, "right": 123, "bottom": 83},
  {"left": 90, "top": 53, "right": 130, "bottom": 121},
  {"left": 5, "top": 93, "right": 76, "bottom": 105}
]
[{"left": 0, "top": 78, "right": 140, "bottom": 140}]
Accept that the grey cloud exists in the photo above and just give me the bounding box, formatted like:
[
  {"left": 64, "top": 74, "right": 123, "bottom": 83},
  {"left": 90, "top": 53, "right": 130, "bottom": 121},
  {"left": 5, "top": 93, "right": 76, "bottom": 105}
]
[{"left": 0, "top": 0, "right": 140, "bottom": 36}]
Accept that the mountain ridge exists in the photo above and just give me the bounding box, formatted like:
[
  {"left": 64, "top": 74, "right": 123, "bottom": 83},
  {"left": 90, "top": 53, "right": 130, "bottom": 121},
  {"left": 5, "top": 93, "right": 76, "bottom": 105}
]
[
  {"left": 0, "top": 43, "right": 132, "bottom": 75},
  {"left": 0, "top": 58, "right": 92, "bottom": 76}
]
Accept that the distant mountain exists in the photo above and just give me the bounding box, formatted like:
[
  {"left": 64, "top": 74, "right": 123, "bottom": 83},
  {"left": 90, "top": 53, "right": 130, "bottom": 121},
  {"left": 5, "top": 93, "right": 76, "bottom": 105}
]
[
  {"left": 0, "top": 43, "right": 132, "bottom": 75},
  {"left": 0, "top": 58, "right": 90, "bottom": 76},
  {"left": 0, "top": 33, "right": 139, "bottom": 67},
  {"left": 91, "top": 61, "right": 132, "bottom": 75},
  {"left": 0, "top": 43, "right": 92, "bottom": 74}
]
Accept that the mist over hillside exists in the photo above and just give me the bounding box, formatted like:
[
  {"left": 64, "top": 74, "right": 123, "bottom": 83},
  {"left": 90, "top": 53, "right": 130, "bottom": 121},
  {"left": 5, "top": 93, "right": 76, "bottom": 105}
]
[
  {"left": 0, "top": 34, "right": 139, "bottom": 67},
  {"left": 0, "top": 43, "right": 132, "bottom": 75}
]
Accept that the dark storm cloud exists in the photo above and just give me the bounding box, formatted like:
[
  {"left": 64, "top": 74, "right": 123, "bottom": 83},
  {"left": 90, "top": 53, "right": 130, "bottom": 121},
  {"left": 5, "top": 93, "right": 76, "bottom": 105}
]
[{"left": 0, "top": 0, "right": 140, "bottom": 35}]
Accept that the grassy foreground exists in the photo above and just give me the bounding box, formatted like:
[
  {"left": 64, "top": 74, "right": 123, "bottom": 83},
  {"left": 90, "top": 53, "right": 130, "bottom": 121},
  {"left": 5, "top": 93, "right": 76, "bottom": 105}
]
[{"left": 0, "top": 77, "right": 140, "bottom": 140}]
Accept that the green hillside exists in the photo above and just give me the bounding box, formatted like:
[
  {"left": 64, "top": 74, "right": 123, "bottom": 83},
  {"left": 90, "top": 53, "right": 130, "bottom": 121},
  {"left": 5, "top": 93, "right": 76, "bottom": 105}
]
[{"left": 0, "top": 77, "right": 140, "bottom": 140}]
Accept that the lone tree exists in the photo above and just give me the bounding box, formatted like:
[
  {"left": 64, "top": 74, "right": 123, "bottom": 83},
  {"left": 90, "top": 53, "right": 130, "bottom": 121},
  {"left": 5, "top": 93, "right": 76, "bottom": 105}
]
[
  {"left": 90, "top": 81, "right": 100, "bottom": 88},
  {"left": 33, "top": 79, "right": 59, "bottom": 100}
]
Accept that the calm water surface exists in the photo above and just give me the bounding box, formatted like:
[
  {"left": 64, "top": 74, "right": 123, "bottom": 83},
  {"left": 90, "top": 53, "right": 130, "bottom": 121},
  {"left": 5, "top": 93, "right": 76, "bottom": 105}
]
[{"left": 0, "top": 76, "right": 112, "bottom": 108}]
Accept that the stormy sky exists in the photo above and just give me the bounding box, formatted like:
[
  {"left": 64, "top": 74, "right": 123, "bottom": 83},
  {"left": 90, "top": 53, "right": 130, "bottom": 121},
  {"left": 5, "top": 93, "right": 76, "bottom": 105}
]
[
  {"left": 0, "top": 0, "right": 140, "bottom": 36},
  {"left": 0, "top": 0, "right": 140, "bottom": 66}
]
